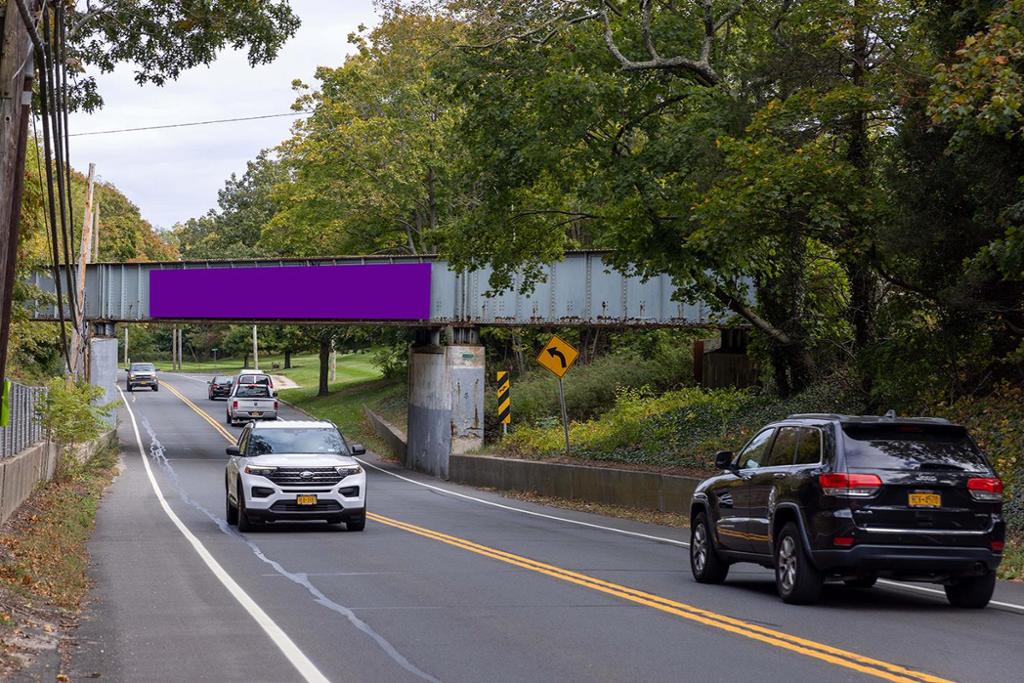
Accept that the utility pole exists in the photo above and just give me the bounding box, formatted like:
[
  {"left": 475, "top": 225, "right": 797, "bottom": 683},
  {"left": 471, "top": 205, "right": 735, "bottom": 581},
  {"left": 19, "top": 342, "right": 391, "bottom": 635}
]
[
  {"left": 69, "top": 163, "right": 96, "bottom": 378},
  {"left": 329, "top": 337, "right": 337, "bottom": 382},
  {"left": 92, "top": 197, "right": 100, "bottom": 261},
  {"left": 0, "top": 1, "right": 42, "bottom": 388},
  {"left": 123, "top": 327, "right": 128, "bottom": 366},
  {"left": 252, "top": 325, "right": 259, "bottom": 371}
]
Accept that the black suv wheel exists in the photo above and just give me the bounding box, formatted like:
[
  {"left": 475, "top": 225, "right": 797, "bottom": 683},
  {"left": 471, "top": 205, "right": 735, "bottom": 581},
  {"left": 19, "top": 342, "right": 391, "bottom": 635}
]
[
  {"left": 775, "top": 523, "right": 823, "bottom": 604},
  {"left": 690, "top": 512, "right": 729, "bottom": 584},
  {"left": 944, "top": 571, "right": 996, "bottom": 608}
]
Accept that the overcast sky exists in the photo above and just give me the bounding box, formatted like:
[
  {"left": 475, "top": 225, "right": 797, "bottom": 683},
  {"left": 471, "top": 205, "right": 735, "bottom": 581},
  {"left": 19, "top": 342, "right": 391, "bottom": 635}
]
[{"left": 68, "top": 0, "right": 379, "bottom": 231}]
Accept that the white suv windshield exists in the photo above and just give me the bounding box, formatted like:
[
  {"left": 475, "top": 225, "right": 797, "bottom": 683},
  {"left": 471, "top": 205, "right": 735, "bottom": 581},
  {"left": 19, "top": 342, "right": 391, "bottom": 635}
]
[
  {"left": 131, "top": 364, "right": 154, "bottom": 372},
  {"left": 248, "top": 428, "right": 346, "bottom": 456}
]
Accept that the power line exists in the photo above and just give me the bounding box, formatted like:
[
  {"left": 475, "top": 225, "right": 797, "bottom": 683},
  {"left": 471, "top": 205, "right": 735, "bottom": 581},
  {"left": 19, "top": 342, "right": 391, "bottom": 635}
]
[{"left": 69, "top": 111, "right": 311, "bottom": 137}]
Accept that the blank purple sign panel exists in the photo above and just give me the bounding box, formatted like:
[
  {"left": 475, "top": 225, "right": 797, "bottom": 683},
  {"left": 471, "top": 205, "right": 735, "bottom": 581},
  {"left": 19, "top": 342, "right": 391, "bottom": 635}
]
[{"left": 149, "top": 263, "right": 431, "bottom": 320}]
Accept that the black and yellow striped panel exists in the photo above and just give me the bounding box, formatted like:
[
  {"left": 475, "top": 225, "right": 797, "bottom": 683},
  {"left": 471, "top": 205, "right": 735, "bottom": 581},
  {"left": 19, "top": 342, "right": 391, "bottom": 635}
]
[{"left": 496, "top": 371, "right": 511, "bottom": 424}]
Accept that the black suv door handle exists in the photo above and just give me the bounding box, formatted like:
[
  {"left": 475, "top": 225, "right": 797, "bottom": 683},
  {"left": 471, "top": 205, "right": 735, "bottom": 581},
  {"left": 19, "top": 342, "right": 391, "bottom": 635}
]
[{"left": 773, "top": 472, "right": 787, "bottom": 479}]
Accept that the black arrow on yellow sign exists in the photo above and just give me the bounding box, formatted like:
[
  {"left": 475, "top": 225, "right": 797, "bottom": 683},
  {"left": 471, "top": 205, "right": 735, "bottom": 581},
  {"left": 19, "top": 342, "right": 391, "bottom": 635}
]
[{"left": 546, "top": 347, "right": 567, "bottom": 368}]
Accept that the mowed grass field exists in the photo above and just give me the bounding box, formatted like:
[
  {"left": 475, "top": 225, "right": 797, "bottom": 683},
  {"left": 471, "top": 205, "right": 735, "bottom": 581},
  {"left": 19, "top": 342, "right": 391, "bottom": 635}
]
[
  {"left": 171, "top": 351, "right": 403, "bottom": 445},
  {"left": 174, "top": 351, "right": 381, "bottom": 389}
]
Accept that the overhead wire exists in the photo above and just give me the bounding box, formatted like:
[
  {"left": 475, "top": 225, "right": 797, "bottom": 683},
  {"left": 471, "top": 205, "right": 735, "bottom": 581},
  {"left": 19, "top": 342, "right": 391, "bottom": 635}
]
[
  {"left": 57, "top": 4, "right": 76, "bottom": 263},
  {"left": 25, "top": 1, "right": 72, "bottom": 372},
  {"left": 68, "top": 111, "right": 311, "bottom": 137},
  {"left": 40, "top": 6, "right": 77, "bottom": 319},
  {"left": 31, "top": 114, "right": 70, "bottom": 370}
]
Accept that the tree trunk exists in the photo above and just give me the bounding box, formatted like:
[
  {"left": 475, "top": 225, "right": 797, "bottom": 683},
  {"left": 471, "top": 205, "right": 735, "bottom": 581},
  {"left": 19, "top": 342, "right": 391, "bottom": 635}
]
[
  {"left": 284, "top": 349, "right": 292, "bottom": 369},
  {"left": 243, "top": 352, "right": 250, "bottom": 369},
  {"left": 318, "top": 335, "right": 331, "bottom": 397}
]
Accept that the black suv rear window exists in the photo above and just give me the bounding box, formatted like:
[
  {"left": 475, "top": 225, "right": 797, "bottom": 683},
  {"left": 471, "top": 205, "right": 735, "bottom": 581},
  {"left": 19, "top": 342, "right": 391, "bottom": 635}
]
[{"left": 841, "top": 424, "right": 989, "bottom": 472}]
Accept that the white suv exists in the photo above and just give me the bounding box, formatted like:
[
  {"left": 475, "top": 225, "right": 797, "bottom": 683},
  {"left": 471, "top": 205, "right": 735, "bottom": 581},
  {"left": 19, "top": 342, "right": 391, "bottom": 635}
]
[{"left": 225, "top": 420, "right": 367, "bottom": 532}]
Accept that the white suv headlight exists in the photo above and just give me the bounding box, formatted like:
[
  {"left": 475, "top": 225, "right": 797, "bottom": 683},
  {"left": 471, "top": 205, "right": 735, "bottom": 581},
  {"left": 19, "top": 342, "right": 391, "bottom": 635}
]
[
  {"left": 336, "top": 465, "right": 363, "bottom": 477},
  {"left": 244, "top": 465, "right": 277, "bottom": 476}
]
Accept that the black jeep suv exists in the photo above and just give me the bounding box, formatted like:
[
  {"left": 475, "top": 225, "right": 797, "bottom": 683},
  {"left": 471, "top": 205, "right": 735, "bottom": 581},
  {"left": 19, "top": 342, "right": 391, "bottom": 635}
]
[{"left": 690, "top": 413, "right": 1004, "bottom": 607}]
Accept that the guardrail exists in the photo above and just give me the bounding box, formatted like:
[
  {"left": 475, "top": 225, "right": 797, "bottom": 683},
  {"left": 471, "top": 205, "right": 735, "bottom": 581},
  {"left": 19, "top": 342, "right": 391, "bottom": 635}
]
[{"left": 0, "top": 381, "right": 46, "bottom": 459}]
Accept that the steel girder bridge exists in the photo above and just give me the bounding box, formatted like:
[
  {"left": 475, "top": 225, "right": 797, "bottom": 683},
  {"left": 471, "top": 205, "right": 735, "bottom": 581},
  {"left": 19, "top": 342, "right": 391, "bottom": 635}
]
[{"left": 27, "top": 251, "right": 721, "bottom": 328}]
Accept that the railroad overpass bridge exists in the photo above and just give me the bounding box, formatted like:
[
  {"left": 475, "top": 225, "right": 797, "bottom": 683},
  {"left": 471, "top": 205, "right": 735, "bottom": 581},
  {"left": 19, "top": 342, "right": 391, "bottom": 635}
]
[
  {"left": 29, "top": 252, "right": 730, "bottom": 478},
  {"left": 28, "top": 252, "right": 717, "bottom": 327}
]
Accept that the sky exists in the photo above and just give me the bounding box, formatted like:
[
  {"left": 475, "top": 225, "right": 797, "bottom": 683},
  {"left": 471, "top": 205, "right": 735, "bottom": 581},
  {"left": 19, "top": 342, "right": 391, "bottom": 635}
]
[{"left": 67, "top": 0, "right": 380, "bottom": 231}]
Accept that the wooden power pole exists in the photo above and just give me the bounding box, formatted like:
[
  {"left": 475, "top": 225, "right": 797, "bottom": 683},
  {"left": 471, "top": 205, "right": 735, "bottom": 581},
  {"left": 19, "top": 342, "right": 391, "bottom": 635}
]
[
  {"left": 0, "top": 1, "right": 43, "bottom": 388},
  {"left": 69, "top": 162, "right": 96, "bottom": 378}
]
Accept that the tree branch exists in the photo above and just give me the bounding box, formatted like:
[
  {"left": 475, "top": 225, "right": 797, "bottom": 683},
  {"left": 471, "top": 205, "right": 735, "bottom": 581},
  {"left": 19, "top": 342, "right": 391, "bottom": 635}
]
[
  {"left": 458, "top": 11, "right": 601, "bottom": 50},
  {"left": 712, "top": 286, "right": 796, "bottom": 347},
  {"left": 601, "top": 10, "right": 720, "bottom": 85},
  {"left": 612, "top": 93, "right": 690, "bottom": 155}
]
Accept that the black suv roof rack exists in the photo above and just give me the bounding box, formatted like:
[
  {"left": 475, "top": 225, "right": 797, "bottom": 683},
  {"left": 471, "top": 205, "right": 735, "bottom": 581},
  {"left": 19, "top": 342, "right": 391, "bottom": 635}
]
[{"left": 785, "top": 412, "right": 952, "bottom": 424}]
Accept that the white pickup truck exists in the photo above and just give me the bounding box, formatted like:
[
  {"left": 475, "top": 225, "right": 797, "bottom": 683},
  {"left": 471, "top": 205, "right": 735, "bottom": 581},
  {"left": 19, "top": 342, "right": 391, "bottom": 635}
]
[{"left": 226, "top": 382, "right": 278, "bottom": 426}]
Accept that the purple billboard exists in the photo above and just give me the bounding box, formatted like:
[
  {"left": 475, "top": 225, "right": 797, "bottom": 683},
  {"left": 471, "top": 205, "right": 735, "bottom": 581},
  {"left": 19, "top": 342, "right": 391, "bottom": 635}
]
[{"left": 149, "top": 263, "right": 431, "bottom": 320}]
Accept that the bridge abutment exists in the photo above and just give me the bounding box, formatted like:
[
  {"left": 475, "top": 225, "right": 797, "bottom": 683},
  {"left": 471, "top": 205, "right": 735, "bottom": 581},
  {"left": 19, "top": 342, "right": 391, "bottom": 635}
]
[{"left": 407, "top": 329, "right": 484, "bottom": 479}]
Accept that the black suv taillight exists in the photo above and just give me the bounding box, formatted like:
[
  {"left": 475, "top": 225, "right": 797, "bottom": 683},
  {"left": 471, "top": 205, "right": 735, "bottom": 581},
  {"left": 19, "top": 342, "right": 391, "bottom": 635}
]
[
  {"left": 967, "top": 477, "right": 1003, "bottom": 502},
  {"left": 819, "top": 473, "right": 882, "bottom": 498}
]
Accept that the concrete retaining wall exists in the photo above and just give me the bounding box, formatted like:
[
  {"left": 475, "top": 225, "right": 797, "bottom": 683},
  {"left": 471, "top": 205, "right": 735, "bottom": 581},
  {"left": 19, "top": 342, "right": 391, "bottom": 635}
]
[
  {"left": 450, "top": 454, "right": 700, "bottom": 515},
  {"left": 0, "top": 442, "right": 59, "bottom": 524},
  {"left": 0, "top": 429, "right": 117, "bottom": 525},
  {"left": 364, "top": 408, "right": 407, "bottom": 464}
]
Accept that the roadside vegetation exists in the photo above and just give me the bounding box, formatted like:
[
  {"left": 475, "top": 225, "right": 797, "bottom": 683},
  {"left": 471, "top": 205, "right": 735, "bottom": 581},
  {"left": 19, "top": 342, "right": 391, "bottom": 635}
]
[{"left": 1, "top": 381, "right": 118, "bottom": 676}]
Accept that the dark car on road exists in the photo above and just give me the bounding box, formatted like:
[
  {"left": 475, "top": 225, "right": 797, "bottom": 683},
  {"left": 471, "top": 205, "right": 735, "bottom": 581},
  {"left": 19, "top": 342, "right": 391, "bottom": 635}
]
[
  {"left": 126, "top": 362, "right": 158, "bottom": 392},
  {"left": 208, "top": 375, "right": 234, "bottom": 400},
  {"left": 689, "top": 413, "right": 1004, "bottom": 607}
]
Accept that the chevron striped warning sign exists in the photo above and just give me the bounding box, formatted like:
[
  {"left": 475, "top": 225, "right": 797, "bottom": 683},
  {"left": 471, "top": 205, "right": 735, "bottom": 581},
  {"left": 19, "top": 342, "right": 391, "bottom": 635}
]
[{"left": 496, "top": 371, "right": 511, "bottom": 425}]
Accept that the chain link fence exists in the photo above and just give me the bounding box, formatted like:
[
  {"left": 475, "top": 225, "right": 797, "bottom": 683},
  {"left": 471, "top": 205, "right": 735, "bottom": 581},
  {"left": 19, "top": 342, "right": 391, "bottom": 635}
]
[{"left": 0, "top": 382, "right": 46, "bottom": 459}]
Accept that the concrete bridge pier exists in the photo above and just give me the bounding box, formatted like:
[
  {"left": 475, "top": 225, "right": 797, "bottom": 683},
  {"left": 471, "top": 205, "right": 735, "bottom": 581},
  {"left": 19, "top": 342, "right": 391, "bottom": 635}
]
[{"left": 406, "top": 327, "right": 484, "bottom": 479}]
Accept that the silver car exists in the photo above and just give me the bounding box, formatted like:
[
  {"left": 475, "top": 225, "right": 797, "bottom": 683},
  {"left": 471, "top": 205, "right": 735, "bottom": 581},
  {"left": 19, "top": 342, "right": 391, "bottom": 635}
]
[{"left": 126, "top": 362, "right": 159, "bottom": 392}]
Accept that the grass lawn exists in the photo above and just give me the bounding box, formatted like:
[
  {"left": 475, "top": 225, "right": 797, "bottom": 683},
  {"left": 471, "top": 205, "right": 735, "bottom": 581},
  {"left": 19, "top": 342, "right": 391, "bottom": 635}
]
[
  {"left": 279, "top": 381, "right": 406, "bottom": 449},
  {"left": 174, "top": 351, "right": 381, "bottom": 390},
  {"left": 169, "top": 349, "right": 407, "bottom": 453}
]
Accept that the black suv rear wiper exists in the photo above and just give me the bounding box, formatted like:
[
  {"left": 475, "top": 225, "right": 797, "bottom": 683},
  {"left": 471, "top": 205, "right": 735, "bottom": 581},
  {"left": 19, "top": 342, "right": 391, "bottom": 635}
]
[{"left": 916, "top": 462, "right": 965, "bottom": 471}]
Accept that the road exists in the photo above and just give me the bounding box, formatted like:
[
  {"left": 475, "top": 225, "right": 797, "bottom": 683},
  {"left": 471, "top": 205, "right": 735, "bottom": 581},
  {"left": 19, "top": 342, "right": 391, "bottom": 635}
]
[{"left": 65, "top": 372, "right": 1024, "bottom": 683}]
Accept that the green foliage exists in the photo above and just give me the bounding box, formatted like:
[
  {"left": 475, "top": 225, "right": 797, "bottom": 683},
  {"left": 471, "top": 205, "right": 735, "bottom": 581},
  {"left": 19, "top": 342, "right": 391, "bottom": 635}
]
[
  {"left": 262, "top": 13, "right": 461, "bottom": 256},
  {"left": 68, "top": 0, "right": 301, "bottom": 111},
  {"left": 35, "top": 379, "right": 116, "bottom": 449},
  {"left": 486, "top": 345, "right": 692, "bottom": 434},
  {"left": 503, "top": 379, "right": 862, "bottom": 471},
  {"left": 931, "top": 383, "right": 1024, "bottom": 537},
  {"left": 172, "top": 151, "right": 284, "bottom": 259}
]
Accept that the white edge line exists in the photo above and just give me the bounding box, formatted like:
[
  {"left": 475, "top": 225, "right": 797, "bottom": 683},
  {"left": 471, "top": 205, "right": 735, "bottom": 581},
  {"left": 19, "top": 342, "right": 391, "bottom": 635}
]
[
  {"left": 354, "top": 457, "right": 690, "bottom": 548},
  {"left": 116, "top": 387, "right": 330, "bottom": 683},
  {"left": 354, "top": 458, "right": 1024, "bottom": 614},
  {"left": 181, "top": 380, "right": 1024, "bottom": 616}
]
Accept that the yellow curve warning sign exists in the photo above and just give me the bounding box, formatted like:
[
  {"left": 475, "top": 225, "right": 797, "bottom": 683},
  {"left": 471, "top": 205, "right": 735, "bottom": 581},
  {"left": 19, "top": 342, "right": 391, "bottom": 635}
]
[{"left": 536, "top": 335, "right": 579, "bottom": 378}]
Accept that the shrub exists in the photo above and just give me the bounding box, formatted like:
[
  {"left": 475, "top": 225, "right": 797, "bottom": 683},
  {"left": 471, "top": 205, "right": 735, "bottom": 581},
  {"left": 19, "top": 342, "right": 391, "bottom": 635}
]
[
  {"left": 502, "top": 377, "right": 863, "bottom": 471},
  {"left": 930, "top": 383, "right": 1024, "bottom": 537},
  {"left": 484, "top": 345, "right": 692, "bottom": 437},
  {"left": 35, "top": 378, "right": 116, "bottom": 455}
]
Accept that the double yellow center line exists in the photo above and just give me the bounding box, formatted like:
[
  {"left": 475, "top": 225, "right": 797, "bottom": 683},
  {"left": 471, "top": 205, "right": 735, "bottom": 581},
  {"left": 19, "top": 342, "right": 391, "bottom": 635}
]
[{"left": 158, "top": 379, "right": 950, "bottom": 683}]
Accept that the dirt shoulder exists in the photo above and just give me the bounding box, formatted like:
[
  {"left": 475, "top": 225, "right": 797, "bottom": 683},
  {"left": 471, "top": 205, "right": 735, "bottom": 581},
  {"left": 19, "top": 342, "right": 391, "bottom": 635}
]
[{"left": 0, "top": 445, "right": 119, "bottom": 679}]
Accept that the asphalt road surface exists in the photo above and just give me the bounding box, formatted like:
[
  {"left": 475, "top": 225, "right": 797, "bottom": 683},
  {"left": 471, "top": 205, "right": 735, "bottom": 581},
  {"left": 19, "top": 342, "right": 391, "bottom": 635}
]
[{"left": 66, "top": 372, "right": 1024, "bottom": 682}]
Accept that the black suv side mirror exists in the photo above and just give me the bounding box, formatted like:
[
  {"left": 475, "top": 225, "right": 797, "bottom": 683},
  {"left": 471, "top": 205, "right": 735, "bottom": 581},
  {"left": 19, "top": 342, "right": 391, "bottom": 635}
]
[
  {"left": 714, "top": 450, "right": 735, "bottom": 470},
  {"left": 350, "top": 443, "right": 366, "bottom": 456},
  {"left": 225, "top": 446, "right": 240, "bottom": 456}
]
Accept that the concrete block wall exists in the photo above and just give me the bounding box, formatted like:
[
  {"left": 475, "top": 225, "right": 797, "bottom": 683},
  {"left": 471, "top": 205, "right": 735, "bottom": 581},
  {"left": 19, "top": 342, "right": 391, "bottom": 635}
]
[
  {"left": 0, "top": 429, "right": 116, "bottom": 525},
  {"left": 0, "top": 441, "right": 59, "bottom": 524}
]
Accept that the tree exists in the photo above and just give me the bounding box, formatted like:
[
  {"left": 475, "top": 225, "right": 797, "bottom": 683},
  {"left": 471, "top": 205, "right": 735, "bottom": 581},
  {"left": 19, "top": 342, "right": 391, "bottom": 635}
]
[
  {"left": 260, "top": 11, "right": 462, "bottom": 256},
  {"left": 172, "top": 150, "right": 285, "bottom": 259},
  {"left": 65, "top": 0, "right": 301, "bottom": 111}
]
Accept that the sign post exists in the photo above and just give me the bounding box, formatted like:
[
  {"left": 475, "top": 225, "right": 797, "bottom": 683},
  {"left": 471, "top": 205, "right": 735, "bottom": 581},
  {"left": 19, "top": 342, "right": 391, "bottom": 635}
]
[
  {"left": 496, "top": 371, "right": 511, "bottom": 436},
  {"left": 536, "top": 335, "right": 579, "bottom": 456}
]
